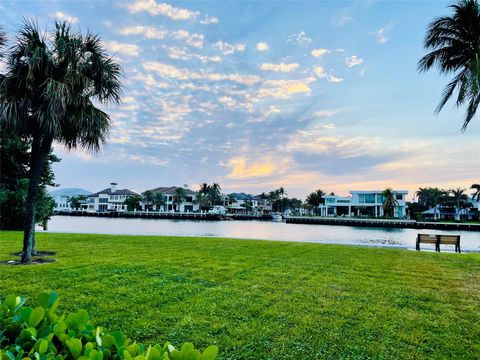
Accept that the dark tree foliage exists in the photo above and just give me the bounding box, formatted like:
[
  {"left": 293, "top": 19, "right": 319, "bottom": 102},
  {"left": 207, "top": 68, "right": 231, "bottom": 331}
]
[{"left": 0, "top": 132, "right": 59, "bottom": 230}]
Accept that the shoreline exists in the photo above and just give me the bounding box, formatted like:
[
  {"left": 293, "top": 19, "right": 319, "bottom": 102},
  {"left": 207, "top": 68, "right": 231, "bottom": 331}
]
[{"left": 53, "top": 211, "right": 480, "bottom": 231}]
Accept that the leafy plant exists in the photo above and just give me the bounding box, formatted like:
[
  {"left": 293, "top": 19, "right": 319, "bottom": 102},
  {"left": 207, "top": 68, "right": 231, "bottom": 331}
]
[{"left": 0, "top": 293, "right": 218, "bottom": 360}]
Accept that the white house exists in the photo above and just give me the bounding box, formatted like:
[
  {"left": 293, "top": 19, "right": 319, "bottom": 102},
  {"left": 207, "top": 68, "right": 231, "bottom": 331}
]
[
  {"left": 319, "top": 190, "right": 409, "bottom": 219},
  {"left": 225, "top": 193, "right": 273, "bottom": 213},
  {"left": 147, "top": 186, "right": 199, "bottom": 212},
  {"left": 49, "top": 188, "right": 91, "bottom": 211},
  {"left": 87, "top": 183, "right": 138, "bottom": 212}
]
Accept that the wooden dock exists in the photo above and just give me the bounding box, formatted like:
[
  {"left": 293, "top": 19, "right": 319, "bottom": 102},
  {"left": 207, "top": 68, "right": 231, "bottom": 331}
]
[{"left": 285, "top": 216, "right": 480, "bottom": 231}]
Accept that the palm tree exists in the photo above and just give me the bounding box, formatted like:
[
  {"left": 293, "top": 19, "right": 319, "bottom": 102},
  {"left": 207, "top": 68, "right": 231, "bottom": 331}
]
[
  {"left": 471, "top": 183, "right": 480, "bottom": 201},
  {"left": 208, "top": 183, "right": 223, "bottom": 206},
  {"left": 306, "top": 189, "right": 326, "bottom": 215},
  {"left": 142, "top": 190, "right": 155, "bottom": 211},
  {"left": 173, "top": 187, "right": 186, "bottom": 212},
  {"left": 450, "top": 187, "right": 468, "bottom": 220},
  {"left": 418, "top": 0, "right": 480, "bottom": 131},
  {"left": 152, "top": 192, "right": 166, "bottom": 212},
  {"left": 381, "top": 188, "right": 399, "bottom": 218},
  {"left": 0, "top": 21, "right": 122, "bottom": 263}
]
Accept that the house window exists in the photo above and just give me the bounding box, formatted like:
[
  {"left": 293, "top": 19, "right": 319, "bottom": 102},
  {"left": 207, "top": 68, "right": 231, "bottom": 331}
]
[
  {"left": 396, "top": 194, "right": 403, "bottom": 200},
  {"left": 99, "top": 198, "right": 108, "bottom": 203},
  {"left": 359, "top": 194, "right": 375, "bottom": 203}
]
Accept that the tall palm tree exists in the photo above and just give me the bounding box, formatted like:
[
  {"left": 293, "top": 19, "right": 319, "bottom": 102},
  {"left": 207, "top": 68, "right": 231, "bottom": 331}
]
[
  {"left": 151, "top": 192, "right": 166, "bottom": 212},
  {"left": 381, "top": 188, "right": 399, "bottom": 218},
  {"left": 208, "top": 183, "right": 223, "bottom": 206},
  {"left": 418, "top": 0, "right": 480, "bottom": 131},
  {"left": 173, "top": 187, "right": 186, "bottom": 212},
  {"left": 417, "top": 187, "right": 447, "bottom": 220},
  {"left": 142, "top": 190, "right": 155, "bottom": 211},
  {"left": 471, "top": 183, "right": 480, "bottom": 201},
  {"left": 0, "top": 21, "right": 122, "bottom": 263},
  {"left": 450, "top": 187, "right": 468, "bottom": 220}
]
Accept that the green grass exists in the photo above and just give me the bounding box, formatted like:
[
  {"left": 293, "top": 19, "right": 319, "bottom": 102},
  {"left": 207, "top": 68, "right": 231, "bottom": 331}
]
[{"left": 1, "top": 231, "right": 479, "bottom": 359}]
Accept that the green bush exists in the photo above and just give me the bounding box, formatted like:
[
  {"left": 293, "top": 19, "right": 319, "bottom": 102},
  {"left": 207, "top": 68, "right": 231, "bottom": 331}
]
[{"left": 0, "top": 293, "right": 218, "bottom": 360}]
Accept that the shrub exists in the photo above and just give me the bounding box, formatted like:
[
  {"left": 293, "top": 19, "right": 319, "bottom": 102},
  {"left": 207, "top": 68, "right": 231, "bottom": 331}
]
[{"left": 0, "top": 293, "right": 218, "bottom": 360}]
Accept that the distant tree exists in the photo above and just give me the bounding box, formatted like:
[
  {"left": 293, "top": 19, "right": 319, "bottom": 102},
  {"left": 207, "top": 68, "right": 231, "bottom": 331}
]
[
  {"left": 306, "top": 189, "right": 326, "bottom": 215},
  {"left": 173, "top": 188, "right": 187, "bottom": 212},
  {"left": 450, "top": 187, "right": 469, "bottom": 220},
  {"left": 142, "top": 190, "right": 155, "bottom": 211},
  {"left": 0, "top": 20, "right": 122, "bottom": 263},
  {"left": 416, "top": 187, "right": 447, "bottom": 220},
  {"left": 194, "top": 192, "right": 208, "bottom": 211},
  {"left": 381, "top": 188, "right": 399, "bottom": 218},
  {"left": 208, "top": 183, "right": 223, "bottom": 206},
  {"left": 152, "top": 192, "right": 166, "bottom": 211},
  {"left": 69, "top": 195, "right": 87, "bottom": 210},
  {"left": 471, "top": 183, "right": 480, "bottom": 201},
  {"left": 124, "top": 195, "right": 142, "bottom": 211},
  {"left": 418, "top": 0, "right": 480, "bottom": 131}
]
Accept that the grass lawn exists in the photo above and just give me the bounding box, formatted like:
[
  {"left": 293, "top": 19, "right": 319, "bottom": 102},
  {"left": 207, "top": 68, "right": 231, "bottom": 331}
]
[{"left": 1, "top": 231, "right": 479, "bottom": 359}]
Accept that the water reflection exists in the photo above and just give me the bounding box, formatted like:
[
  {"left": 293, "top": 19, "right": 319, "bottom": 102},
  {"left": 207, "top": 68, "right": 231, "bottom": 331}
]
[{"left": 37, "top": 216, "right": 480, "bottom": 252}]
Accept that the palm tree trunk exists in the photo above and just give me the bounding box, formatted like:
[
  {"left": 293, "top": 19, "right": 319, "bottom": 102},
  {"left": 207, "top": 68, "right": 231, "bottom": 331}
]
[{"left": 21, "top": 135, "right": 52, "bottom": 264}]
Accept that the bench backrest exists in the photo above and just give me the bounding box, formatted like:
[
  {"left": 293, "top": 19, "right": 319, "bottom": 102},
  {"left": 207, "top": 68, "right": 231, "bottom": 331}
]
[
  {"left": 438, "top": 235, "right": 460, "bottom": 245},
  {"left": 417, "top": 234, "right": 437, "bottom": 244}
]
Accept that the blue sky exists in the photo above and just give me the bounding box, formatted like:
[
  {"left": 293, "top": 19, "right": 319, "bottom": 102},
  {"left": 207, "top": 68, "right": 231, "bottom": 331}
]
[{"left": 2, "top": 0, "right": 479, "bottom": 198}]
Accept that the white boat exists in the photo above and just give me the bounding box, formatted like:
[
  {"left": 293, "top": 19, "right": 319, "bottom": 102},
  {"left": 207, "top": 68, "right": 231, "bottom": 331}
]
[
  {"left": 208, "top": 206, "right": 227, "bottom": 215},
  {"left": 271, "top": 212, "right": 283, "bottom": 221}
]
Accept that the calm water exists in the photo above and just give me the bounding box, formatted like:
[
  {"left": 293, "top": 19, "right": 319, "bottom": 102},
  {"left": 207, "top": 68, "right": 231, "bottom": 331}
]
[{"left": 37, "top": 216, "right": 480, "bottom": 252}]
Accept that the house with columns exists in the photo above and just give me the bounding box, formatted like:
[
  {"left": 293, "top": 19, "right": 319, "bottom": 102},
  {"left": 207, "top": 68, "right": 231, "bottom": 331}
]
[
  {"left": 318, "top": 190, "right": 408, "bottom": 219},
  {"left": 86, "top": 183, "right": 139, "bottom": 212}
]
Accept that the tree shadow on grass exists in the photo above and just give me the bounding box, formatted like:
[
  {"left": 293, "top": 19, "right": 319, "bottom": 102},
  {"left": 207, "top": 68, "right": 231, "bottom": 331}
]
[{"left": 1, "top": 257, "right": 56, "bottom": 265}]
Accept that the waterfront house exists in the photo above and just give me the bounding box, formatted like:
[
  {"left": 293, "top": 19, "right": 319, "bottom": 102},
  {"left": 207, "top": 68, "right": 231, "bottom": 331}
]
[
  {"left": 225, "top": 193, "right": 273, "bottom": 213},
  {"left": 147, "top": 186, "right": 198, "bottom": 212},
  {"left": 319, "top": 190, "right": 408, "bottom": 219},
  {"left": 49, "top": 188, "right": 92, "bottom": 211},
  {"left": 87, "top": 183, "right": 138, "bottom": 212}
]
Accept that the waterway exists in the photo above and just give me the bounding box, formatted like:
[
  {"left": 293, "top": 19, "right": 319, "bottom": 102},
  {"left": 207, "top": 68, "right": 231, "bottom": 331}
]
[{"left": 37, "top": 216, "right": 480, "bottom": 252}]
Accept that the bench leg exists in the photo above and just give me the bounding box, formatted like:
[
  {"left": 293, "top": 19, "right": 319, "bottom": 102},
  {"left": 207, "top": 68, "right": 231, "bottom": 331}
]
[{"left": 416, "top": 241, "right": 420, "bottom": 251}]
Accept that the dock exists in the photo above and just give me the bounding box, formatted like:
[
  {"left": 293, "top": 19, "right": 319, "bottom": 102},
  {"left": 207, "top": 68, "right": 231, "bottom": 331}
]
[{"left": 285, "top": 216, "right": 480, "bottom": 231}]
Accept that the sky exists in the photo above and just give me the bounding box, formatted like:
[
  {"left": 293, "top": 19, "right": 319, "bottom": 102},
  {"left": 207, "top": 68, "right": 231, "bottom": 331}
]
[{"left": 1, "top": 0, "right": 479, "bottom": 199}]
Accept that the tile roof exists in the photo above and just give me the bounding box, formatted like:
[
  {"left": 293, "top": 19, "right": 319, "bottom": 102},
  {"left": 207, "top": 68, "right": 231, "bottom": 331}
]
[
  {"left": 90, "top": 188, "right": 139, "bottom": 197},
  {"left": 149, "top": 186, "right": 196, "bottom": 195}
]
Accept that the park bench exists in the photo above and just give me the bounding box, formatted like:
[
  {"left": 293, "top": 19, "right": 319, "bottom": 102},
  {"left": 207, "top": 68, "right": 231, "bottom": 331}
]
[{"left": 416, "top": 234, "right": 461, "bottom": 253}]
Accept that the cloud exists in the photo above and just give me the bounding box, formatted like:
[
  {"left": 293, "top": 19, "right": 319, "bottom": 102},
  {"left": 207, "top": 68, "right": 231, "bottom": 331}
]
[
  {"left": 333, "top": 14, "right": 353, "bottom": 27},
  {"left": 374, "top": 27, "right": 390, "bottom": 44},
  {"left": 258, "top": 77, "right": 316, "bottom": 99},
  {"left": 311, "top": 48, "right": 330, "bottom": 58},
  {"left": 120, "top": 26, "right": 167, "bottom": 39},
  {"left": 213, "top": 41, "right": 246, "bottom": 55},
  {"left": 143, "top": 61, "right": 261, "bottom": 85},
  {"left": 326, "top": 75, "right": 343, "bottom": 83},
  {"left": 260, "top": 62, "right": 299, "bottom": 73},
  {"left": 345, "top": 55, "right": 364, "bottom": 67},
  {"left": 287, "top": 31, "right": 312, "bottom": 45},
  {"left": 227, "top": 157, "right": 275, "bottom": 179},
  {"left": 165, "top": 46, "right": 221, "bottom": 63},
  {"left": 286, "top": 128, "right": 378, "bottom": 158},
  {"left": 119, "top": 26, "right": 204, "bottom": 48},
  {"left": 172, "top": 30, "right": 204, "bottom": 48},
  {"left": 53, "top": 11, "right": 78, "bottom": 24},
  {"left": 126, "top": 0, "right": 200, "bottom": 20},
  {"left": 313, "top": 66, "right": 325, "bottom": 77},
  {"left": 256, "top": 42, "right": 269, "bottom": 51},
  {"left": 313, "top": 109, "right": 342, "bottom": 118},
  {"left": 199, "top": 16, "right": 219, "bottom": 25},
  {"left": 103, "top": 41, "right": 140, "bottom": 57}
]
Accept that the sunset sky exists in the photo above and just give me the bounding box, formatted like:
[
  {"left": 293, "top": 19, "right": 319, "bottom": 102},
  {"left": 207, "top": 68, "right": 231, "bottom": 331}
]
[{"left": 2, "top": 0, "right": 479, "bottom": 199}]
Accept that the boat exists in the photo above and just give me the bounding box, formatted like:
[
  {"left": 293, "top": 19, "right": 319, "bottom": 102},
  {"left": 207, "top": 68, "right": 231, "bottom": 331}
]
[{"left": 271, "top": 212, "right": 283, "bottom": 221}]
